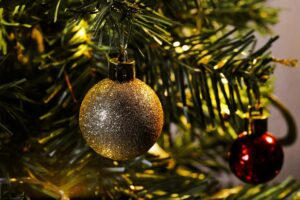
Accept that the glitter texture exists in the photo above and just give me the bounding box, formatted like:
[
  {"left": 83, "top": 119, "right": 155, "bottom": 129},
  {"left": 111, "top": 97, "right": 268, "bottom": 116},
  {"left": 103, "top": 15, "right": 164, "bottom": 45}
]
[{"left": 79, "top": 78, "right": 164, "bottom": 160}]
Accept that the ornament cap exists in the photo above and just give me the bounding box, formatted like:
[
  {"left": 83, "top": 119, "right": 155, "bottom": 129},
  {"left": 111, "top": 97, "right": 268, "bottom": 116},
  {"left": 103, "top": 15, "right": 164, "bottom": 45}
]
[
  {"left": 109, "top": 57, "right": 135, "bottom": 82},
  {"left": 244, "top": 105, "right": 268, "bottom": 135},
  {"left": 246, "top": 116, "right": 268, "bottom": 135}
]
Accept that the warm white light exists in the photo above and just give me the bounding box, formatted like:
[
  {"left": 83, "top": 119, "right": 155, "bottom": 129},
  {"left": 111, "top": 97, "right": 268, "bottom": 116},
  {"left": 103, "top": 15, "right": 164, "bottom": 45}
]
[
  {"left": 173, "top": 41, "right": 180, "bottom": 47},
  {"left": 182, "top": 45, "right": 190, "bottom": 51},
  {"left": 220, "top": 73, "right": 228, "bottom": 84},
  {"left": 164, "top": 89, "right": 168, "bottom": 96},
  {"left": 253, "top": 58, "right": 257, "bottom": 65},
  {"left": 77, "top": 28, "right": 86, "bottom": 38}
]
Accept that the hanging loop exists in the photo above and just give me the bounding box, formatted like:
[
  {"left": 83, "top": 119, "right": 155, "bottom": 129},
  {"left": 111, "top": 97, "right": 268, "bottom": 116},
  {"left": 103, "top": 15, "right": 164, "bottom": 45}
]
[{"left": 246, "top": 105, "right": 267, "bottom": 135}]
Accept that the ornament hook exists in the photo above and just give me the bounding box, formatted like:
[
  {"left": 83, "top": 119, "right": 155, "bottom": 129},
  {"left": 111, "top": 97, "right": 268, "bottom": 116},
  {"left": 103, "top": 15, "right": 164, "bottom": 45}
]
[{"left": 246, "top": 105, "right": 267, "bottom": 135}]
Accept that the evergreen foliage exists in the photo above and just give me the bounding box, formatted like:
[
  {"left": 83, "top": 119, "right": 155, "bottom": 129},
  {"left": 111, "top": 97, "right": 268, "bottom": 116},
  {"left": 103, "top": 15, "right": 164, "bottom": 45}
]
[{"left": 0, "top": 0, "right": 297, "bottom": 199}]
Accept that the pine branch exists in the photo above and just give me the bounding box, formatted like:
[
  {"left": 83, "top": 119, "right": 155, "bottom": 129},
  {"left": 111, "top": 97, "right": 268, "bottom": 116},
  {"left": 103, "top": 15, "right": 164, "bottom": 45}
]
[
  {"left": 0, "top": 0, "right": 292, "bottom": 199},
  {"left": 208, "top": 177, "right": 300, "bottom": 200}
]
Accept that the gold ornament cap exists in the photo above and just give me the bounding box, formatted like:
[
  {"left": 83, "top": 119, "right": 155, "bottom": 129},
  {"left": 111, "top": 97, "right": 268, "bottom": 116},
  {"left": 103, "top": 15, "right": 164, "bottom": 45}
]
[
  {"left": 245, "top": 106, "right": 268, "bottom": 135},
  {"left": 109, "top": 51, "right": 135, "bottom": 82}
]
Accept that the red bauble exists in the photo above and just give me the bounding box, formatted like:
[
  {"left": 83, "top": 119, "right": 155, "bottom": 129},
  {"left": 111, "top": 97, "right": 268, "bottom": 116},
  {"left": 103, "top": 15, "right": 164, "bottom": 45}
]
[{"left": 228, "top": 131, "right": 284, "bottom": 184}]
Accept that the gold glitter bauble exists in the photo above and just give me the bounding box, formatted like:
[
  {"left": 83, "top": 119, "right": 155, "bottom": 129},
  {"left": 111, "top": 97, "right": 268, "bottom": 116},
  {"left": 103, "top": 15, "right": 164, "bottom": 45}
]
[{"left": 79, "top": 78, "right": 164, "bottom": 160}]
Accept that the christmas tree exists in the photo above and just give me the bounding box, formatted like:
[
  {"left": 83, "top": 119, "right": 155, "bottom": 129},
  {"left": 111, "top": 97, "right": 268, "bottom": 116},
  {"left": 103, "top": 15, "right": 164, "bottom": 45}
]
[{"left": 0, "top": 0, "right": 298, "bottom": 199}]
